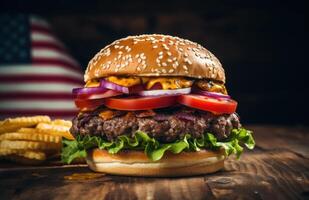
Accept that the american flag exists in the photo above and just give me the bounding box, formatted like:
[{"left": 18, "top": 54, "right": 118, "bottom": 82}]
[{"left": 0, "top": 14, "right": 83, "bottom": 119}]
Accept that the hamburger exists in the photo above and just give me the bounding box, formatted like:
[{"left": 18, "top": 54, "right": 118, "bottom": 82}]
[{"left": 62, "top": 34, "right": 255, "bottom": 177}]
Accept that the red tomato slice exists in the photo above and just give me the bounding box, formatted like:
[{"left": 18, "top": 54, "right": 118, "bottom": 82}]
[
  {"left": 75, "top": 98, "right": 105, "bottom": 111},
  {"left": 105, "top": 96, "right": 177, "bottom": 111},
  {"left": 177, "top": 94, "right": 237, "bottom": 114}
]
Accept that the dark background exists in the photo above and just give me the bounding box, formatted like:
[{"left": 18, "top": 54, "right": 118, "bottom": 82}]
[{"left": 1, "top": 0, "right": 307, "bottom": 124}]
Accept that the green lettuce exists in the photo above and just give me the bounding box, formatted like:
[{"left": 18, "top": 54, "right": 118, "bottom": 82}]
[{"left": 61, "top": 128, "right": 255, "bottom": 164}]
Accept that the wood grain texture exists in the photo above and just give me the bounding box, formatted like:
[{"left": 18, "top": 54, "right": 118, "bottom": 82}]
[{"left": 0, "top": 126, "right": 308, "bottom": 200}]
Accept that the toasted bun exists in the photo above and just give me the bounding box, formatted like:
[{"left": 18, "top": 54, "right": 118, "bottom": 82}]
[
  {"left": 86, "top": 149, "right": 225, "bottom": 177},
  {"left": 85, "top": 34, "right": 225, "bottom": 83}
]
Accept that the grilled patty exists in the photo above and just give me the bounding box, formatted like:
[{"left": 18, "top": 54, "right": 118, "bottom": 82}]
[{"left": 71, "top": 107, "right": 241, "bottom": 143}]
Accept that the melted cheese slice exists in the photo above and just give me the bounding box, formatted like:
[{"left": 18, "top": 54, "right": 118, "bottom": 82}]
[
  {"left": 146, "top": 78, "right": 193, "bottom": 89},
  {"left": 103, "top": 76, "right": 192, "bottom": 90},
  {"left": 106, "top": 76, "right": 142, "bottom": 87},
  {"left": 85, "top": 80, "right": 100, "bottom": 87},
  {"left": 196, "top": 80, "right": 227, "bottom": 94}
]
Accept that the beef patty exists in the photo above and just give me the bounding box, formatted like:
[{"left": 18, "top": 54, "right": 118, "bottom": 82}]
[{"left": 70, "top": 107, "right": 241, "bottom": 143}]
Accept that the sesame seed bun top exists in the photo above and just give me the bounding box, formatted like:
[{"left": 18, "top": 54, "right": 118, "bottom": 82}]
[{"left": 85, "top": 34, "right": 226, "bottom": 83}]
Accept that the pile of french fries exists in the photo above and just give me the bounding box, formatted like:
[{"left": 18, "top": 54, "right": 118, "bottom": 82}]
[{"left": 0, "top": 116, "right": 74, "bottom": 164}]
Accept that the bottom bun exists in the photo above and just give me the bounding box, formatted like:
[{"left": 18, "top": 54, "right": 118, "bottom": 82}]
[{"left": 86, "top": 149, "right": 226, "bottom": 177}]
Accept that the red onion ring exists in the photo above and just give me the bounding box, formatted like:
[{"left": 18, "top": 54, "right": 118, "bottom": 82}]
[
  {"left": 192, "top": 87, "right": 231, "bottom": 99},
  {"left": 138, "top": 88, "right": 191, "bottom": 97},
  {"left": 100, "top": 79, "right": 144, "bottom": 94},
  {"left": 72, "top": 87, "right": 122, "bottom": 99},
  {"left": 73, "top": 87, "right": 107, "bottom": 98}
]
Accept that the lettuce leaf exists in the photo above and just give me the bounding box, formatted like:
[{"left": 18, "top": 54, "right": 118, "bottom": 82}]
[{"left": 61, "top": 128, "right": 255, "bottom": 164}]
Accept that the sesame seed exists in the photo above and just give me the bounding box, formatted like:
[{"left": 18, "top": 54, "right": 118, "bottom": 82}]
[
  {"left": 173, "top": 57, "right": 177, "bottom": 61},
  {"left": 138, "top": 58, "right": 142, "bottom": 63},
  {"left": 153, "top": 45, "right": 158, "bottom": 49},
  {"left": 183, "top": 65, "right": 188, "bottom": 70},
  {"left": 159, "top": 51, "right": 163, "bottom": 55},
  {"left": 178, "top": 47, "right": 183, "bottom": 52},
  {"left": 167, "top": 58, "right": 172, "bottom": 63},
  {"left": 167, "top": 52, "right": 172, "bottom": 56},
  {"left": 162, "top": 69, "right": 167, "bottom": 73},
  {"left": 135, "top": 54, "right": 140, "bottom": 58},
  {"left": 158, "top": 55, "right": 163, "bottom": 59},
  {"left": 118, "top": 51, "right": 123, "bottom": 54},
  {"left": 133, "top": 41, "right": 138, "bottom": 44},
  {"left": 162, "top": 62, "right": 167, "bottom": 67},
  {"left": 115, "top": 45, "right": 119, "bottom": 49},
  {"left": 184, "top": 58, "right": 192, "bottom": 65},
  {"left": 169, "top": 69, "right": 174, "bottom": 73}
]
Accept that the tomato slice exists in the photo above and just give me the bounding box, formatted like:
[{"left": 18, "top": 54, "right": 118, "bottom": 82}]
[
  {"left": 105, "top": 96, "right": 177, "bottom": 111},
  {"left": 75, "top": 98, "right": 105, "bottom": 111},
  {"left": 177, "top": 94, "right": 237, "bottom": 114}
]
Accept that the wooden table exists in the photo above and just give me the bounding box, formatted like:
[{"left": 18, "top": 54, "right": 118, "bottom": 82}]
[{"left": 0, "top": 126, "right": 308, "bottom": 200}]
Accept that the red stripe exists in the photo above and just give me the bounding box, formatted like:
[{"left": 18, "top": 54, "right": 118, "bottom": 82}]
[
  {"left": 32, "top": 59, "right": 83, "bottom": 73},
  {"left": 0, "top": 75, "right": 83, "bottom": 85},
  {"left": 31, "top": 24, "right": 51, "bottom": 35},
  {"left": 0, "top": 92, "right": 74, "bottom": 100},
  {"left": 0, "top": 110, "right": 78, "bottom": 117},
  {"left": 32, "top": 41, "right": 66, "bottom": 53}
]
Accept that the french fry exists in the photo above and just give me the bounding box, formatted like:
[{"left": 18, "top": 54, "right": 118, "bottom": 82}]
[
  {"left": 0, "top": 116, "right": 51, "bottom": 134},
  {"left": 0, "top": 149, "right": 46, "bottom": 160},
  {"left": 0, "top": 148, "right": 46, "bottom": 164},
  {"left": 18, "top": 127, "right": 74, "bottom": 140},
  {"left": 35, "top": 123, "right": 74, "bottom": 140},
  {"left": 0, "top": 132, "right": 62, "bottom": 143},
  {"left": 36, "top": 122, "right": 70, "bottom": 132},
  {"left": 0, "top": 140, "right": 61, "bottom": 151},
  {"left": 51, "top": 119, "right": 72, "bottom": 127}
]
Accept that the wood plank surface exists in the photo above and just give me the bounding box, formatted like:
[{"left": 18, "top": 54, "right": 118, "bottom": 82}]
[{"left": 0, "top": 126, "right": 308, "bottom": 200}]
